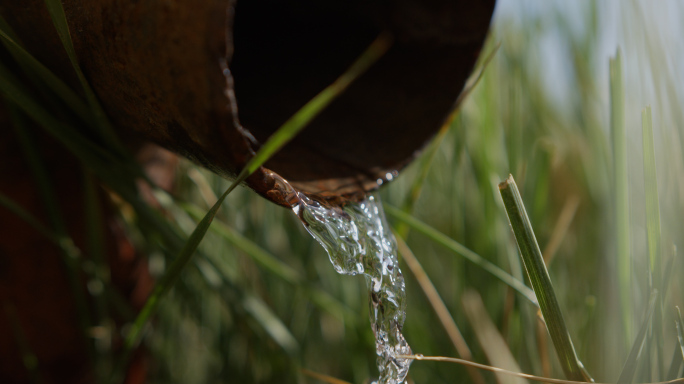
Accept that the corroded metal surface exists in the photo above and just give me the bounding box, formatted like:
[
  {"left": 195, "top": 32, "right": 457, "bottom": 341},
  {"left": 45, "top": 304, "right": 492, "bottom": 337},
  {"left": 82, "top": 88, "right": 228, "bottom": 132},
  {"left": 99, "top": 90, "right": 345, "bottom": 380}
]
[{"left": 1, "top": 0, "right": 495, "bottom": 207}]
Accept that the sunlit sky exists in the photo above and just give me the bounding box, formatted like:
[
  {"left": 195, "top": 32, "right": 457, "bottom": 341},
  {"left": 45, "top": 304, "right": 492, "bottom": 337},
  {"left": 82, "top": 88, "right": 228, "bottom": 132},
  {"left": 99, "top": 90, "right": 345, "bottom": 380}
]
[{"left": 493, "top": 0, "right": 684, "bottom": 133}]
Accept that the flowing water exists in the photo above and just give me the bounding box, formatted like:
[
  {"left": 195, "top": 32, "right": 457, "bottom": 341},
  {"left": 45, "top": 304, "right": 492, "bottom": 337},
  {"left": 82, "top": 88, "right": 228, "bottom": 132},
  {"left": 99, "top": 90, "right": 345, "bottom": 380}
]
[{"left": 271, "top": 173, "right": 412, "bottom": 383}]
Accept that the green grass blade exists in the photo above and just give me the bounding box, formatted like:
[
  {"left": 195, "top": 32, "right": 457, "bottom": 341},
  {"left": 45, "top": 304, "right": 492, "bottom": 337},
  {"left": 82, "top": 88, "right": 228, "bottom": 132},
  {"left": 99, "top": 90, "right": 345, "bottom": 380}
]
[
  {"left": 111, "top": 183, "right": 237, "bottom": 383},
  {"left": 9, "top": 107, "right": 68, "bottom": 237},
  {"left": 83, "top": 171, "right": 107, "bottom": 283},
  {"left": 239, "top": 33, "right": 391, "bottom": 178},
  {"left": 384, "top": 203, "right": 538, "bottom": 306},
  {"left": 8, "top": 106, "right": 93, "bottom": 343},
  {"left": 642, "top": 105, "right": 665, "bottom": 379},
  {"left": 42, "top": 0, "right": 122, "bottom": 149},
  {"left": 0, "top": 62, "right": 151, "bottom": 212},
  {"left": 666, "top": 342, "right": 683, "bottom": 381},
  {"left": 193, "top": 259, "right": 302, "bottom": 357},
  {"left": 617, "top": 290, "right": 658, "bottom": 384},
  {"left": 242, "top": 294, "right": 300, "bottom": 355},
  {"left": 0, "top": 13, "right": 20, "bottom": 41},
  {"left": 0, "top": 192, "right": 57, "bottom": 243},
  {"left": 0, "top": 187, "right": 135, "bottom": 334},
  {"left": 642, "top": 106, "right": 662, "bottom": 277},
  {"left": 661, "top": 248, "right": 675, "bottom": 305},
  {"left": 0, "top": 63, "right": 121, "bottom": 168},
  {"left": 1, "top": 14, "right": 148, "bottom": 190},
  {"left": 0, "top": 191, "right": 92, "bottom": 267},
  {"left": 42, "top": 0, "right": 78, "bottom": 70},
  {"left": 83, "top": 170, "right": 113, "bottom": 382},
  {"left": 120, "top": 182, "right": 234, "bottom": 353},
  {"left": 0, "top": 18, "right": 91, "bottom": 122},
  {"left": 498, "top": 175, "right": 590, "bottom": 382},
  {"left": 610, "top": 49, "right": 631, "bottom": 340},
  {"left": 198, "top": 244, "right": 353, "bottom": 325},
  {"left": 182, "top": 203, "right": 355, "bottom": 322},
  {"left": 181, "top": 203, "right": 301, "bottom": 284}
]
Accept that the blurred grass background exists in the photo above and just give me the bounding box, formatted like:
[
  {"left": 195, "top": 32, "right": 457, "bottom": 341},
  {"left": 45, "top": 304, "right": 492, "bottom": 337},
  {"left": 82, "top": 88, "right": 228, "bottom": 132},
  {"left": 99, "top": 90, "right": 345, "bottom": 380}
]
[{"left": 3, "top": 0, "right": 684, "bottom": 383}]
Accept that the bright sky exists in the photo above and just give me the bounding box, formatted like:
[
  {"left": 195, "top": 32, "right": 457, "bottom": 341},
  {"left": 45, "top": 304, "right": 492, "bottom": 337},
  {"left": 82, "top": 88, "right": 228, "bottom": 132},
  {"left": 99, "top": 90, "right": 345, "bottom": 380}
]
[{"left": 493, "top": 0, "right": 684, "bottom": 131}]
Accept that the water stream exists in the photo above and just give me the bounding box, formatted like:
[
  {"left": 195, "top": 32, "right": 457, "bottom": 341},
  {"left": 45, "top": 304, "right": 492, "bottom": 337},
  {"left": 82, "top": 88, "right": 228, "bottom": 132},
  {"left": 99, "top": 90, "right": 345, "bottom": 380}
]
[{"left": 272, "top": 173, "right": 412, "bottom": 383}]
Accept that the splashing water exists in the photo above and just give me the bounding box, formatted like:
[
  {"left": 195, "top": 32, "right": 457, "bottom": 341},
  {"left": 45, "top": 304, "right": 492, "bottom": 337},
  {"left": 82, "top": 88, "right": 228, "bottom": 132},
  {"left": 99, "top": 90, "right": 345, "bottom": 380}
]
[{"left": 272, "top": 173, "right": 412, "bottom": 383}]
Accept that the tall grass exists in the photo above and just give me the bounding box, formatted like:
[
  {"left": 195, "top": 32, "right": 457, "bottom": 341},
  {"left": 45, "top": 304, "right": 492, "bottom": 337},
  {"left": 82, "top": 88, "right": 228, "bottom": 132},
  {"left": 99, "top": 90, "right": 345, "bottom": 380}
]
[{"left": 1, "top": 1, "right": 683, "bottom": 384}]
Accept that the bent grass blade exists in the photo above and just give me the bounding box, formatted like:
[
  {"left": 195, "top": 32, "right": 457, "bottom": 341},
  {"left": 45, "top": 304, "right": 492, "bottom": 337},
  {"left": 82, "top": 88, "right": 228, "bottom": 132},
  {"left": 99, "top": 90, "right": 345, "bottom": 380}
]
[
  {"left": 499, "top": 175, "right": 591, "bottom": 382},
  {"left": 115, "top": 33, "right": 390, "bottom": 380},
  {"left": 43, "top": 0, "right": 122, "bottom": 149},
  {"left": 397, "top": 354, "right": 684, "bottom": 384},
  {"left": 0, "top": 17, "right": 91, "bottom": 123}
]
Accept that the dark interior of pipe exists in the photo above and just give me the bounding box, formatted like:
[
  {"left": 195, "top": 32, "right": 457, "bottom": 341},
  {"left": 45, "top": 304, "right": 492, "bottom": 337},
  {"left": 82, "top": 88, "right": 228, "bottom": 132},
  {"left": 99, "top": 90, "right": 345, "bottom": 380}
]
[
  {"left": 230, "top": 1, "right": 384, "bottom": 192},
  {"left": 230, "top": 0, "right": 489, "bottom": 197}
]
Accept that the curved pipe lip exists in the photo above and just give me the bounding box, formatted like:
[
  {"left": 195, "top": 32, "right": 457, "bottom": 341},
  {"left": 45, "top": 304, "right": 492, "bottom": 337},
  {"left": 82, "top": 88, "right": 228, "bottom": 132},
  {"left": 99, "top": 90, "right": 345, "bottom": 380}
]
[{"left": 0, "top": 0, "right": 496, "bottom": 209}]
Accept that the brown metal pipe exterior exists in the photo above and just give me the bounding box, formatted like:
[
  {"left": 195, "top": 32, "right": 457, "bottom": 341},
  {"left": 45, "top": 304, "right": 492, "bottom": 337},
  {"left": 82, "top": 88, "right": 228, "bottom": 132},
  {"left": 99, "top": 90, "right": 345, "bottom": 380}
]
[{"left": 1, "top": 0, "right": 495, "bottom": 206}]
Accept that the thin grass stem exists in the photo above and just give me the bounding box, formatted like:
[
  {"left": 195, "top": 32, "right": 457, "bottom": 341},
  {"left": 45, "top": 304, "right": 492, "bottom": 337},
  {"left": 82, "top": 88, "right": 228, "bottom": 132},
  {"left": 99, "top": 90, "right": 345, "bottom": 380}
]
[{"left": 397, "top": 355, "right": 684, "bottom": 384}]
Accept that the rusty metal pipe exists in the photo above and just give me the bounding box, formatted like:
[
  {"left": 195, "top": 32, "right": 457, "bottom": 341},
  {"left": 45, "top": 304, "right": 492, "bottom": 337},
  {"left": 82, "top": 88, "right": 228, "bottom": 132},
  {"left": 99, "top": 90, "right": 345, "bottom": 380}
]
[{"left": 1, "top": 0, "right": 495, "bottom": 206}]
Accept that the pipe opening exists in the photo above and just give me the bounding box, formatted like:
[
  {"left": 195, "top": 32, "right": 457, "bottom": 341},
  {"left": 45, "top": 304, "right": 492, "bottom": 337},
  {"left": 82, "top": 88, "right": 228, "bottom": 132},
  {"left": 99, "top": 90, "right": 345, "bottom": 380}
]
[
  {"left": 230, "top": 1, "right": 383, "bottom": 197},
  {"left": 230, "top": 0, "right": 495, "bottom": 199}
]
